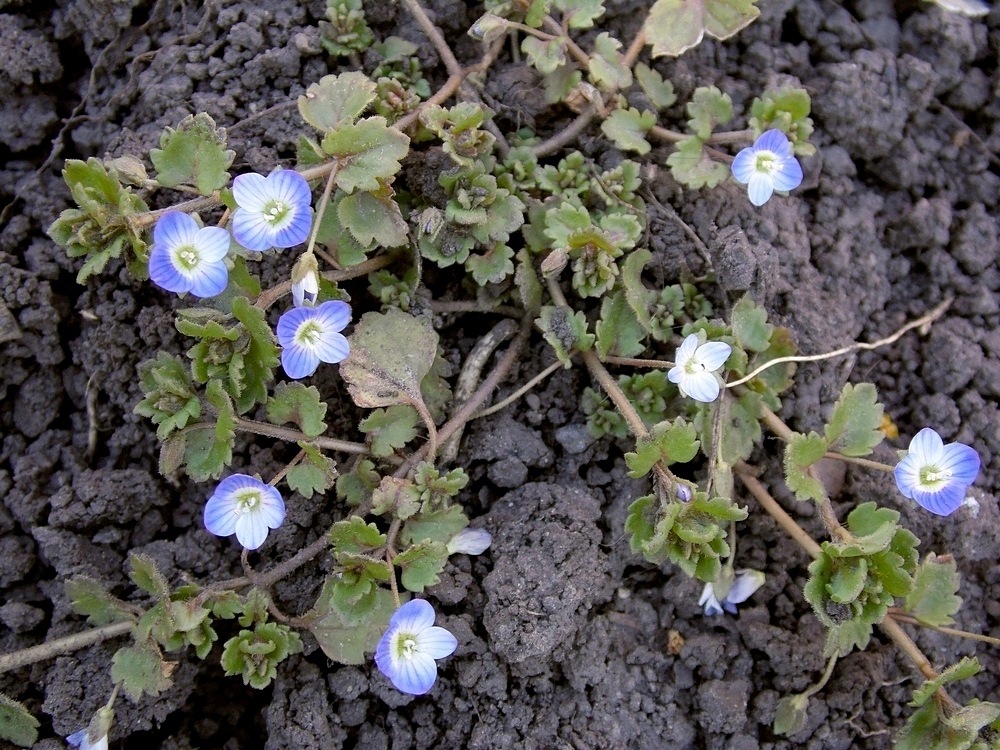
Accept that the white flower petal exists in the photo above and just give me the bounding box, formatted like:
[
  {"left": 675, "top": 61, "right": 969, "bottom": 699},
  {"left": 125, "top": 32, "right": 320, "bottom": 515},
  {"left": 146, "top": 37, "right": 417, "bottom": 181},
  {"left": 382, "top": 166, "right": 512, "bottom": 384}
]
[
  {"left": 727, "top": 570, "right": 765, "bottom": 605},
  {"left": 746, "top": 172, "right": 774, "bottom": 206},
  {"left": 196, "top": 226, "right": 232, "bottom": 262},
  {"left": 674, "top": 334, "right": 699, "bottom": 367},
  {"left": 908, "top": 428, "right": 945, "bottom": 467},
  {"left": 679, "top": 371, "right": 721, "bottom": 403},
  {"left": 771, "top": 157, "right": 803, "bottom": 192},
  {"left": 418, "top": 626, "right": 458, "bottom": 659},
  {"left": 233, "top": 173, "right": 271, "bottom": 212},
  {"left": 730, "top": 147, "right": 756, "bottom": 184},
  {"left": 694, "top": 341, "right": 732, "bottom": 372},
  {"left": 204, "top": 494, "right": 239, "bottom": 538},
  {"left": 235, "top": 509, "right": 270, "bottom": 550},
  {"left": 389, "top": 599, "right": 436, "bottom": 632},
  {"left": 755, "top": 129, "right": 792, "bottom": 155},
  {"left": 893, "top": 455, "right": 921, "bottom": 499},
  {"left": 390, "top": 652, "right": 438, "bottom": 695}
]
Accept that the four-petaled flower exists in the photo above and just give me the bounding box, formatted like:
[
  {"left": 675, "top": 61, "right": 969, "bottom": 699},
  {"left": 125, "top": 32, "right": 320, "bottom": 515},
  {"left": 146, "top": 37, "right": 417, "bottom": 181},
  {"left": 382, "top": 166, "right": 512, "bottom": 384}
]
[
  {"left": 699, "top": 569, "right": 765, "bottom": 616},
  {"left": 375, "top": 599, "right": 458, "bottom": 695},
  {"left": 148, "top": 211, "right": 230, "bottom": 298},
  {"left": 668, "top": 334, "right": 732, "bottom": 403},
  {"left": 232, "top": 170, "right": 313, "bottom": 252},
  {"left": 276, "top": 300, "right": 351, "bottom": 379},
  {"left": 731, "top": 130, "right": 803, "bottom": 207},
  {"left": 204, "top": 474, "right": 286, "bottom": 550},
  {"left": 894, "top": 428, "right": 980, "bottom": 516}
]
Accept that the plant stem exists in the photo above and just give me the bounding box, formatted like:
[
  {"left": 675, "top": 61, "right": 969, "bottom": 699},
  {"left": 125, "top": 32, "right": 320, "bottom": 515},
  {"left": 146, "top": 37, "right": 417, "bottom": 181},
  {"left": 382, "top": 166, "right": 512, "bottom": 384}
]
[
  {"left": 253, "top": 253, "right": 395, "bottom": 311},
  {"left": 727, "top": 298, "right": 954, "bottom": 389},
  {"left": 473, "top": 359, "right": 565, "bottom": 419},
  {"left": 888, "top": 613, "right": 1000, "bottom": 646},
  {"left": 542, "top": 16, "right": 590, "bottom": 67},
  {"left": 623, "top": 27, "right": 646, "bottom": 68},
  {"left": 426, "top": 300, "right": 522, "bottom": 317},
  {"left": 604, "top": 356, "right": 674, "bottom": 368},
  {"left": 305, "top": 162, "right": 340, "bottom": 256},
  {"left": 0, "top": 621, "right": 134, "bottom": 674},
  {"left": 230, "top": 415, "right": 369, "bottom": 454},
  {"left": 802, "top": 654, "right": 839, "bottom": 699},
  {"left": 824, "top": 453, "right": 895, "bottom": 473},
  {"left": 398, "top": 0, "right": 463, "bottom": 78},
  {"left": 734, "top": 463, "right": 822, "bottom": 559},
  {"left": 532, "top": 105, "right": 598, "bottom": 158}
]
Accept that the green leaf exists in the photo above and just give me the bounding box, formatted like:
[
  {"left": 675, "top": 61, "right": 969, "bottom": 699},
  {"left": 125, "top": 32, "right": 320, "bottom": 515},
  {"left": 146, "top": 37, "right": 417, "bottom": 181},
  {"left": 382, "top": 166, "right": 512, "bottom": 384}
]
[
  {"left": 600, "top": 107, "right": 656, "bottom": 154},
  {"left": 359, "top": 405, "right": 420, "bottom": 457},
  {"left": 718, "top": 390, "right": 763, "bottom": 465},
  {"left": 911, "top": 658, "right": 981, "bottom": 707},
  {"left": 340, "top": 308, "right": 438, "bottom": 411},
  {"left": 150, "top": 113, "right": 235, "bottom": 195},
  {"left": 470, "top": 13, "right": 511, "bottom": 44},
  {"left": 320, "top": 0, "right": 374, "bottom": 56},
  {"left": 111, "top": 643, "right": 173, "bottom": 702},
  {"left": 393, "top": 540, "right": 450, "bottom": 592},
  {"left": 329, "top": 516, "right": 387, "bottom": 554},
  {"left": 784, "top": 431, "right": 830, "bottom": 503},
  {"left": 286, "top": 442, "right": 338, "bottom": 498},
  {"left": 309, "top": 584, "right": 396, "bottom": 664},
  {"left": 823, "top": 619, "right": 873, "bottom": 658},
  {"left": 266, "top": 382, "right": 328, "bottom": 438},
  {"left": 906, "top": 553, "right": 962, "bottom": 627},
  {"left": 773, "top": 694, "right": 809, "bottom": 737},
  {"left": 315, "top": 192, "right": 375, "bottom": 266},
  {"left": 827, "top": 557, "right": 867, "bottom": 603},
  {"left": 183, "top": 379, "right": 236, "bottom": 481},
  {"left": 0, "top": 695, "right": 39, "bottom": 748},
  {"left": 521, "top": 36, "right": 567, "bottom": 74},
  {"left": 337, "top": 186, "right": 409, "bottom": 247},
  {"left": 644, "top": 0, "right": 760, "bottom": 57},
  {"left": 322, "top": 117, "right": 410, "bottom": 193},
  {"left": 134, "top": 352, "right": 201, "bottom": 440},
  {"left": 65, "top": 576, "right": 134, "bottom": 626},
  {"left": 588, "top": 33, "right": 632, "bottom": 91},
  {"left": 596, "top": 289, "right": 647, "bottom": 359},
  {"left": 666, "top": 136, "right": 729, "bottom": 189},
  {"left": 230, "top": 296, "right": 280, "bottom": 413},
  {"left": 824, "top": 383, "right": 884, "bottom": 457},
  {"left": 625, "top": 417, "right": 700, "bottom": 477},
  {"left": 537, "top": 305, "right": 594, "bottom": 367},
  {"left": 621, "top": 247, "right": 654, "bottom": 331},
  {"left": 221, "top": 622, "right": 303, "bottom": 689},
  {"left": 687, "top": 86, "right": 733, "bottom": 139},
  {"left": 543, "top": 65, "right": 582, "bottom": 104},
  {"left": 838, "top": 502, "right": 901, "bottom": 556},
  {"left": 129, "top": 552, "right": 171, "bottom": 600},
  {"left": 553, "top": 0, "right": 605, "bottom": 27},
  {"left": 731, "top": 295, "right": 773, "bottom": 353},
  {"left": 336, "top": 458, "right": 380, "bottom": 506},
  {"left": 402, "top": 505, "right": 469, "bottom": 546},
  {"left": 634, "top": 63, "right": 676, "bottom": 109},
  {"left": 515, "top": 249, "right": 543, "bottom": 314},
  {"left": 371, "top": 476, "right": 422, "bottom": 519},
  {"left": 299, "top": 72, "right": 376, "bottom": 131},
  {"left": 749, "top": 87, "right": 815, "bottom": 157},
  {"left": 467, "top": 243, "right": 516, "bottom": 285}
]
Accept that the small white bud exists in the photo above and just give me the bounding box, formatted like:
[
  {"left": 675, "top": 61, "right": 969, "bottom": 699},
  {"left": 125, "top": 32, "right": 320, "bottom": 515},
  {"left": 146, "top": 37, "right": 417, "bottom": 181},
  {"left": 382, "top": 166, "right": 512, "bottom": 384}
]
[{"left": 291, "top": 252, "right": 320, "bottom": 308}]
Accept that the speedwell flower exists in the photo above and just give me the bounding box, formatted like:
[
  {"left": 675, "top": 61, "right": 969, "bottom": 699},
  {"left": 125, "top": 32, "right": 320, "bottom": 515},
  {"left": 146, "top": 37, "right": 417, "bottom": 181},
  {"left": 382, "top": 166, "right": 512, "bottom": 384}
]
[
  {"left": 148, "top": 211, "right": 230, "bottom": 298},
  {"left": 894, "top": 427, "right": 980, "bottom": 516},
  {"left": 731, "top": 130, "right": 803, "bottom": 207},
  {"left": 232, "top": 169, "right": 313, "bottom": 252},
  {"left": 66, "top": 705, "right": 113, "bottom": 750},
  {"left": 699, "top": 568, "right": 765, "bottom": 616},
  {"left": 668, "top": 334, "right": 732, "bottom": 403},
  {"left": 291, "top": 252, "right": 320, "bottom": 308},
  {"left": 204, "top": 474, "right": 286, "bottom": 550},
  {"left": 276, "top": 300, "right": 351, "bottom": 379},
  {"left": 375, "top": 599, "right": 458, "bottom": 695}
]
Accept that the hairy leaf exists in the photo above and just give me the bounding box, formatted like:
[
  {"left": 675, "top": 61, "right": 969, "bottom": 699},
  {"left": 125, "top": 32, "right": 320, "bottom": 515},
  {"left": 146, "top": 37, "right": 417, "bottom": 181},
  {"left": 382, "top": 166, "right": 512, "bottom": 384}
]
[
  {"left": 906, "top": 553, "right": 962, "bottom": 627},
  {"left": 825, "top": 383, "right": 884, "bottom": 457},
  {"left": 634, "top": 63, "right": 676, "bottom": 109},
  {"left": 150, "top": 113, "right": 235, "bottom": 195},
  {"left": 322, "top": 117, "right": 410, "bottom": 193},
  {"left": 337, "top": 186, "right": 409, "bottom": 247},
  {"left": 359, "top": 405, "right": 420, "bottom": 457},
  {"left": 393, "top": 540, "right": 450, "bottom": 592},
  {"left": 666, "top": 136, "right": 729, "bottom": 189},
  {"left": 588, "top": 33, "right": 632, "bottom": 91},
  {"left": 784, "top": 431, "right": 829, "bottom": 503},
  {"left": 596, "top": 289, "right": 647, "bottom": 359},
  {"left": 111, "top": 643, "right": 173, "bottom": 702},
  {"left": 0, "top": 695, "right": 39, "bottom": 747},
  {"left": 266, "top": 382, "right": 328, "bottom": 438},
  {"left": 601, "top": 107, "right": 656, "bottom": 154},
  {"left": 644, "top": 0, "right": 760, "bottom": 57},
  {"left": 299, "top": 72, "right": 376, "bottom": 131}
]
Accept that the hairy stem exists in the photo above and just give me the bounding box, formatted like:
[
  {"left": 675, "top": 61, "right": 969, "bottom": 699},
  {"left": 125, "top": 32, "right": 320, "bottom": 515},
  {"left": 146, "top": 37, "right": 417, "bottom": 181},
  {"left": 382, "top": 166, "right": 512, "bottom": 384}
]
[
  {"left": 0, "top": 621, "right": 134, "bottom": 674},
  {"left": 253, "top": 253, "right": 395, "bottom": 311},
  {"left": 229, "top": 415, "right": 369, "bottom": 454},
  {"left": 889, "top": 612, "right": 1000, "bottom": 646},
  {"left": 734, "top": 463, "right": 822, "bottom": 559},
  {"left": 398, "top": 0, "right": 463, "bottom": 78},
  {"left": 824, "top": 453, "right": 895, "bottom": 473},
  {"left": 542, "top": 16, "right": 590, "bottom": 67},
  {"left": 532, "top": 105, "right": 598, "bottom": 158},
  {"left": 473, "top": 359, "right": 564, "bottom": 419}
]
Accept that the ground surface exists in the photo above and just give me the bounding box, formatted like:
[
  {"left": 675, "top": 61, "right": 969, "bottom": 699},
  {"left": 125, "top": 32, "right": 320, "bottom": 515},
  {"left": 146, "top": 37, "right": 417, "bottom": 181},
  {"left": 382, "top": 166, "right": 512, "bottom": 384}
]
[{"left": 1, "top": 0, "right": 999, "bottom": 748}]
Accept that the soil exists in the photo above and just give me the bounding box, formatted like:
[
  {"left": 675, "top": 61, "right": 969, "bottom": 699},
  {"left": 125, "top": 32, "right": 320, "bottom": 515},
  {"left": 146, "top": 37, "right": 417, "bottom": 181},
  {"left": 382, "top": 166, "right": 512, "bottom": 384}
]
[{"left": 0, "top": 0, "right": 999, "bottom": 748}]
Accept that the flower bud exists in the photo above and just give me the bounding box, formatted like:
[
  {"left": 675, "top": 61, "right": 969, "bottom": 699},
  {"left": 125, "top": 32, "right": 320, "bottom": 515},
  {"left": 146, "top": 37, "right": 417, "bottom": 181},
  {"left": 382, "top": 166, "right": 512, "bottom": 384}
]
[
  {"left": 291, "top": 252, "right": 320, "bottom": 308},
  {"left": 541, "top": 247, "right": 568, "bottom": 277}
]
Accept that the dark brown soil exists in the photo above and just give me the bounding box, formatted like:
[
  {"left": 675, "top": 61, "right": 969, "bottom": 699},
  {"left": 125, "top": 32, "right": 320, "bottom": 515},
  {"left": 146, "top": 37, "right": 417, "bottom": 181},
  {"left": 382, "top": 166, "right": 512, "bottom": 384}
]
[{"left": 1, "top": 0, "right": 999, "bottom": 748}]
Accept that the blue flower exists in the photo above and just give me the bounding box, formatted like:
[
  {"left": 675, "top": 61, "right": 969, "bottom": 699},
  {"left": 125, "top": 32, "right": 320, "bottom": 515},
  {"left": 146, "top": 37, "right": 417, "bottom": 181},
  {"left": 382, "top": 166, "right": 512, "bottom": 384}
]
[
  {"left": 232, "top": 169, "right": 313, "bottom": 252},
  {"left": 204, "top": 474, "right": 286, "bottom": 550},
  {"left": 668, "top": 333, "right": 732, "bottom": 403},
  {"left": 276, "top": 300, "right": 351, "bottom": 379},
  {"left": 699, "top": 569, "right": 765, "bottom": 616},
  {"left": 375, "top": 599, "right": 458, "bottom": 695},
  {"left": 148, "top": 211, "right": 230, "bottom": 298},
  {"left": 66, "top": 729, "right": 108, "bottom": 750},
  {"left": 894, "top": 428, "right": 980, "bottom": 516},
  {"left": 731, "top": 130, "right": 803, "bottom": 206}
]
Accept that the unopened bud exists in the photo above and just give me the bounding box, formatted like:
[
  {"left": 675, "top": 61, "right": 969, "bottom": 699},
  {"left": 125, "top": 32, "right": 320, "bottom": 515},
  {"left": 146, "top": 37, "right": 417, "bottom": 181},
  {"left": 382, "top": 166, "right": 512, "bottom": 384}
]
[
  {"left": 447, "top": 527, "right": 493, "bottom": 555},
  {"left": 291, "top": 252, "right": 320, "bottom": 308},
  {"left": 540, "top": 247, "right": 568, "bottom": 277}
]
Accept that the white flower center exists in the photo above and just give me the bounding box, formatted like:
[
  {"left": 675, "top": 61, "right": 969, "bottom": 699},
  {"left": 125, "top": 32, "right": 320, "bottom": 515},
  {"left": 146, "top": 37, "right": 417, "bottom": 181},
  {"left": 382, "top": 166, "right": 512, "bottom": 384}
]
[
  {"left": 922, "top": 467, "right": 953, "bottom": 485},
  {"left": 753, "top": 150, "right": 778, "bottom": 175},
  {"left": 683, "top": 359, "right": 707, "bottom": 375},
  {"left": 401, "top": 637, "right": 417, "bottom": 659},
  {"left": 295, "top": 319, "right": 324, "bottom": 349},
  {"left": 233, "top": 489, "right": 262, "bottom": 515},
  {"left": 264, "top": 200, "right": 290, "bottom": 227},
  {"left": 174, "top": 244, "right": 201, "bottom": 271}
]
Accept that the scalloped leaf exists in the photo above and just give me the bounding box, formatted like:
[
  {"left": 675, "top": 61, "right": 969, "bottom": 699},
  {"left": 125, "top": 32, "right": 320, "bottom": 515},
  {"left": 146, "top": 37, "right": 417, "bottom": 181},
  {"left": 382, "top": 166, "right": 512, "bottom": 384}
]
[
  {"left": 299, "top": 72, "right": 377, "bottom": 131},
  {"left": 644, "top": 0, "right": 760, "bottom": 58}
]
